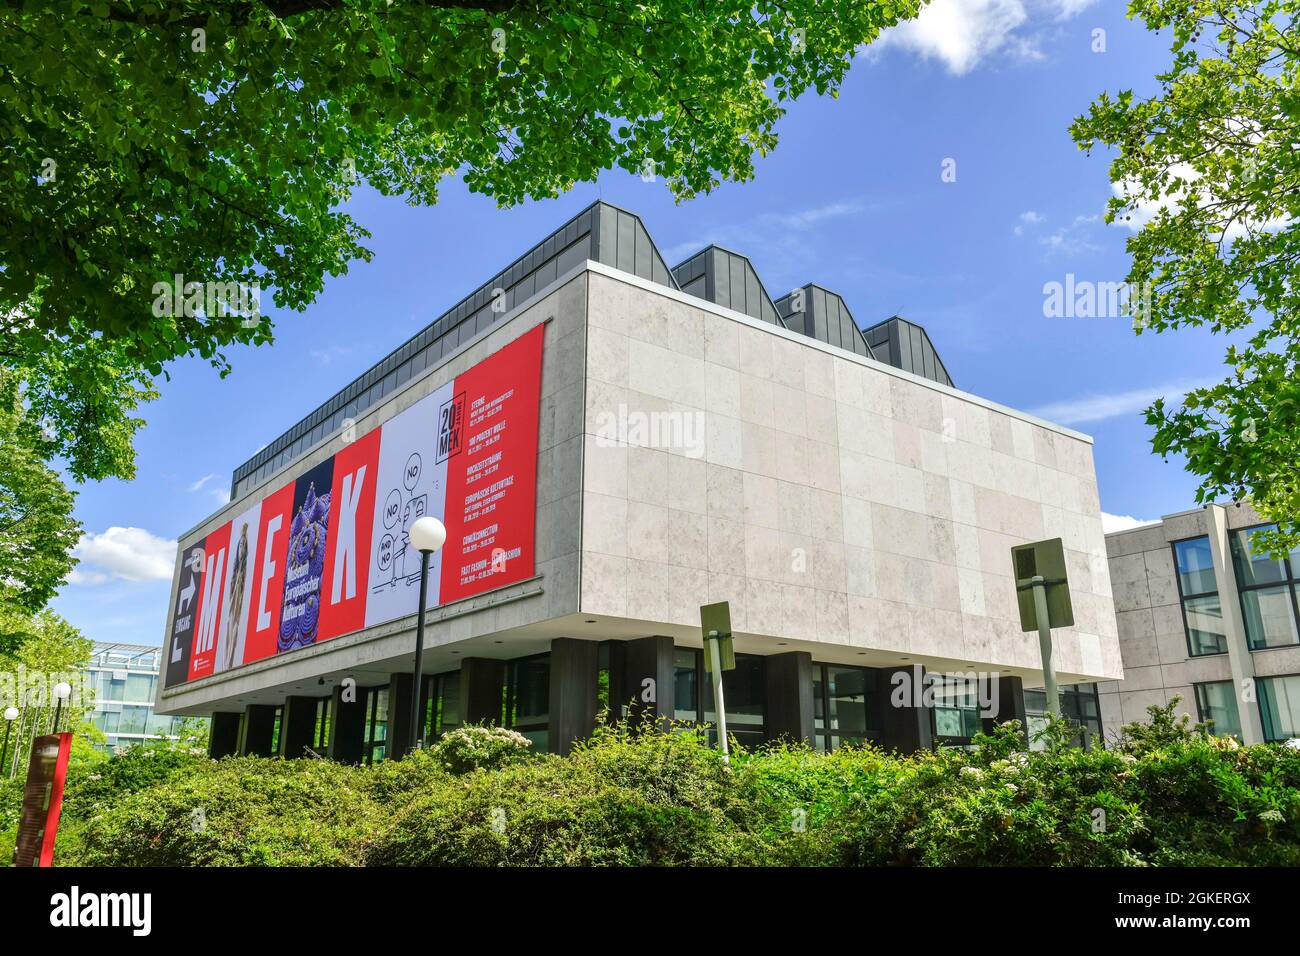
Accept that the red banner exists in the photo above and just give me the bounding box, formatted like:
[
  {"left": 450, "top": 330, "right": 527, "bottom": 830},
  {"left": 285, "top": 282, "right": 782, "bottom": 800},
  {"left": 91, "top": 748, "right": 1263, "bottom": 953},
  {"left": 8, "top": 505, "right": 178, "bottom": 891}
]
[
  {"left": 165, "top": 324, "right": 545, "bottom": 685},
  {"left": 13, "top": 732, "right": 72, "bottom": 867}
]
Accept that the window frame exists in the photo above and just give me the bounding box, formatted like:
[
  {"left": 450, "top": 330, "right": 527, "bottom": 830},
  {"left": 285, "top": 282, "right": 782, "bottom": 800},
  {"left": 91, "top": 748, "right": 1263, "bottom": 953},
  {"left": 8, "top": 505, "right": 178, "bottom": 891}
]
[
  {"left": 810, "top": 661, "right": 883, "bottom": 752},
  {"left": 1170, "top": 534, "right": 1230, "bottom": 657},
  {"left": 1230, "top": 522, "right": 1300, "bottom": 651},
  {"left": 1192, "top": 679, "right": 1243, "bottom": 740}
]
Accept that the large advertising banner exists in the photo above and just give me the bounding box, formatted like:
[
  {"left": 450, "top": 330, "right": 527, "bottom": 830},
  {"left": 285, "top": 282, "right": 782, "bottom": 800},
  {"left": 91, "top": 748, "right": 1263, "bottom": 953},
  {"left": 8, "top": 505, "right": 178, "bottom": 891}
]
[
  {"left": 166, "top": 541, "right": 204, "bottom": 686},
  {"left": 214, "top": 501, "right": 262, "bottom": 675},
  {"left": 164, "top": 324, "right": 545, "bottom": 687},
  {"left": 278, "top": 458, "right": 335, "bottom": 652},
  {"left": 243, "top": 481, "right": 294, "bottom": 665},
  {"left": 364, "top": 382, "right": 453, "bottom": 627},
  {"left": 188, "top": 520, "right": 231, "bottom": 681},
  {"left": 318, "top": 427, "right": 381, "bottom": 641},
  {"left": 440, "top": 324, "right": 545, "bottom": 602}
]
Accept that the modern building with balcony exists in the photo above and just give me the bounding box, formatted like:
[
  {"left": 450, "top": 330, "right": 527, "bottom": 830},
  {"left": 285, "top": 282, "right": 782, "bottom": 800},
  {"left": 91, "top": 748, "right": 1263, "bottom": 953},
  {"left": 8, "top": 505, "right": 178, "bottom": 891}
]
[
  {"left": 87, "top": 642, "right": 198, "bottom": 751},
  {"left": 154, "top": 201, "right": 1121, "bottom": 763},
  {"left": 1099, "top": 501, "right": 1300, "bottom": 744}
]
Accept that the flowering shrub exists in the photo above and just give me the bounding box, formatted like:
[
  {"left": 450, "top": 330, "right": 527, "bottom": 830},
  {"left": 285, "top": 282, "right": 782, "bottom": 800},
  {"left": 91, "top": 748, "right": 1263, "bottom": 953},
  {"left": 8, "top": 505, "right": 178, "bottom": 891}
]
[{"left": 426, "top": 724, "right": 533, "bottom": 775}]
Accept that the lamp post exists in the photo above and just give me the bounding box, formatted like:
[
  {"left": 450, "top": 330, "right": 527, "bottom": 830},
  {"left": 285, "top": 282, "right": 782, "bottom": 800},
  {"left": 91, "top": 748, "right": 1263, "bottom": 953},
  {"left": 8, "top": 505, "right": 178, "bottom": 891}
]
[
  {"left": 52, "top": 682, "right": 72, "bottom": 733},
  {"left": 408, "top": 515, "right": 447, "bottom": 756},
  {"left": 1, "top": 707, "right": 17, "bottom": 774}
]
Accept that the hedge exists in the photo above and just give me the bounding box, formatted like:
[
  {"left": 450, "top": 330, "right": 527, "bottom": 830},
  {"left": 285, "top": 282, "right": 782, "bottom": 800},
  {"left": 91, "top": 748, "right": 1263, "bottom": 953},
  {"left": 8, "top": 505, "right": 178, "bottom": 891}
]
[{"left": 28, "top": 703, "right": 1300, "bottom": 867}]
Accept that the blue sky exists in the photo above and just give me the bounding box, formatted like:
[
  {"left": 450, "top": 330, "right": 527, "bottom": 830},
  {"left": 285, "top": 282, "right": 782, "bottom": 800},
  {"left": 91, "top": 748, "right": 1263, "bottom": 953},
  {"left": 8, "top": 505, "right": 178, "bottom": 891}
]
[{"left": 53, "top": 0, "right": 1229, "bottom": 648}]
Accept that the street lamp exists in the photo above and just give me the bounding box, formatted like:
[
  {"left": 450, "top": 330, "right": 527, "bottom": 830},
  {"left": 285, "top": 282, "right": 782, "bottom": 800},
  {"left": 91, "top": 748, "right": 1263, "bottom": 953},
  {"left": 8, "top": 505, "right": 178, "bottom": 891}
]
[
  {"left": 1, "top": 707, "right": 17, "bottom": 775},
  {"left": 52, "top": 682, "right": 71, "bottom": 733},
  {"left": 408, "top": 515, "right": 446, "bottom": 756}
]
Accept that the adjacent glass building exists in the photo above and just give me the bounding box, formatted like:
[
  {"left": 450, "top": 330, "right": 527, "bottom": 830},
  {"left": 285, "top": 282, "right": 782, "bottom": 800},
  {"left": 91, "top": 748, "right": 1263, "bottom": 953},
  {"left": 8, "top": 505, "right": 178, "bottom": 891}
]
[
  {"left": 1101, "top": 503, "right": 1300, "bottom": 744},
  {"left": 87, "top": 643, "right": 199, "bottom": 751}
]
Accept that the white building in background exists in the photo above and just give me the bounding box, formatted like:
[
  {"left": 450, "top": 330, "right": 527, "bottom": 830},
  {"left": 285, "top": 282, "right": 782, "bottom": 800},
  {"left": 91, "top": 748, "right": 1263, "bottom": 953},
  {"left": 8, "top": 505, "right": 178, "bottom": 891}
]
[
  {"left": 1101, "top": 501, "right": 1300, "bottom": 744},
  {"left": 87, "top": 642, "right": 198, "bottom": 751}
]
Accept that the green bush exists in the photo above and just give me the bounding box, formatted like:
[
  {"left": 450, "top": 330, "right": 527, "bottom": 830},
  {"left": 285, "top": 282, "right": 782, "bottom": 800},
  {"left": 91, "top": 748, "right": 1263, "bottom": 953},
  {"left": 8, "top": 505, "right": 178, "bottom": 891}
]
[
  {"left": 47, "top": 703, "right": 1300, "bottom": 867},
  {"left": 424, "top": 724, "right": 534, "bottom": 775},
  {"left": 63, "top": 756, "right": 383, "bottom": 866}
]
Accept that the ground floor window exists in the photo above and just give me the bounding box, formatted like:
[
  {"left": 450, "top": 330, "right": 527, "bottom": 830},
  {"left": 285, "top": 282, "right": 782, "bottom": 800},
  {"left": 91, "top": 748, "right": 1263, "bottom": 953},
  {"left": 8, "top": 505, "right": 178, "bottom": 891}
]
[
  {"left": 931, "top": 674, "right": 983, "bottom": 745},
  {"left": 1258, "top": 674, "right": 1300, "bottom": 742},
  {"left": 1193, "top": 680, "right": 1243, "bottom": 740},
  {"left": 424, "top": 671, "right": 462, "bottom": 742},
  {"left": 1024, "top": 683, "right": 1102, "bottom": 748},
  {"left": 363, "top": 687, "right": 388, "bottom": 764},
  {"left": 812, "top": 663, "right": 881, "bottom": 752},
  {"left": 672, "top": 649, "right": 765, "bottom": 748},
  {"left": 312, "top": 697, "right": 331, "bottom": 752},
  {"left": 506, "top": 654, "right": 550, "bottom": 751}
]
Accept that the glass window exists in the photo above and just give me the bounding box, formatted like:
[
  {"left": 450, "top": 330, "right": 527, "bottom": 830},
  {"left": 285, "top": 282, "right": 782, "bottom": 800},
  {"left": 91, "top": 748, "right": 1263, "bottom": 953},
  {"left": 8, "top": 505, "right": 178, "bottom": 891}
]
[
  {"left": 673, "top": 649, "right": 698, "bottom": 723},
  {"left": 1194, "top": 681, "right": 1242, "bottom": 739},
  {"left": 429, "top": 672, "right": 461, "bottom": 739},
  {"left": 1172, "top": 536, "right": 1229, "bottom": 656},
  {"left": 1240, "top": 585, "right": 1299, "bottom": 649},
  {"left": 1232, "top": 526, "right": 1288, "bottom": 586},
  {"left": 125, "top": 673, "right": 155, "bottom": 702},
  {"left": 1258, "top": 675, "right": 1300, "bottom": 743},
  {"left": 1231, "top": 524, "right": 1300, "bottom": 651},
  {"left": 812, "top": 664, "right": 881, "bottom": 751},
  {"left": 932, "top": 675, "right": 981, "bottom": 742},
  {"left": 1183, "top": 595, "right": 1229, "bottom": 655},
  {"left": 1022, "top": 683, "right": 1101, "bottom": 749},
  {"left": 507, "top": 655, "right": 550, "bottom": 750},
  {"left": 702, "top": 654, "right": 765, "bottom": 748},
  {"left": 119, "top": 705, "right": 148, "bottom": 735},
  {"left": 364, "top": 687, "right": 389, "bottom": 764},
  {"left": 1174, "top": 536, "right": 1217, "bottom": 595}
]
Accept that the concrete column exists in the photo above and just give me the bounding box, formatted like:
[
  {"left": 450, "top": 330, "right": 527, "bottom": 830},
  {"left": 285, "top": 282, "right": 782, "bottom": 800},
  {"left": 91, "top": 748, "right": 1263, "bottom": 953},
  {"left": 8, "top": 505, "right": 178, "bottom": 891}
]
[
  {"left": 237, "top": 704, "right": 278, "bottom": 757},
  {"left": 208, "top": 712, "right": 241, "bottom": 759},
  {"left": 764, "top": 651, "right": 814, "bottom": 745},
  {"left": 386, "top": 673, "right": 415, "bottom": 760},
  {"left": 549, "top": 638, "right": 599, "bottom": 754},
  {"left": 880, "top": 665, "right": 933, "bottom": 753},
  {"left": 461, "top": 658, "right": 507, "bottom": 725},
  {"left": 1206, "top": 504, "right": 1265, "bottom": 744},
  {"left": 327, "top": 684, "right": 368, "bottom": 764},
  {"left": 278, "top": 696, "right": 320, "bottom": 759},
  {"left": 981, "top": 674, "right": 1027, "bottom": 742},
  {"left": 623, "top": 635, "right": 675, "bottom": 729}
]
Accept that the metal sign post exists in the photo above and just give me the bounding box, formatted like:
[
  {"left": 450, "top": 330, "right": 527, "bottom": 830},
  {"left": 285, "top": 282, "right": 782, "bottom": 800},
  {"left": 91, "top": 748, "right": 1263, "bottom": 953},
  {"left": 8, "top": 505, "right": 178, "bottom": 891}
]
[
  {"left": 1029, "top": 575, "right": 1060, "bottom": 717},
  {"left": 705, "top": 631, "right": 730, "bottom": 766},
  {"left": 1011, "top": 538, "right": 1074, "bottom": 718},
  {"left": 700, "top": 601, "right": 736, "bottom": 767}
]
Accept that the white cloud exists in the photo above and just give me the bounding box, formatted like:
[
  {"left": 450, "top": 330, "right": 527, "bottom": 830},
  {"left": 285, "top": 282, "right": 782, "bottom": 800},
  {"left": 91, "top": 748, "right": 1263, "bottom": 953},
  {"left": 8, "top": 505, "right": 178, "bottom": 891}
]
[
  {"left": 1111, "top": 162, "right": 1290, "bottom": 237},
  {"left": 873, "top": 0, "right": 1097, "bottom": 75},
  {"left": 1039, "top": 214, "right": 1102, "bottom": 255},
  {"left": 1101, "top": 512, "right": 1159, "bottom": 534},
  {"left": 1027, "top": 378, "right": 1213, "bottom": 426},
  {"left": 188, "top": 473, "right": 231, "bottom": 506},
  {"left": 187, "top": 473, "right": 217, "bottom": 493},
  {"left": 1014, "top": 210, "right": 1043, "bottom": 236},
  {"left": 72, "top": 527, "right": 177, "bottom": 584}
]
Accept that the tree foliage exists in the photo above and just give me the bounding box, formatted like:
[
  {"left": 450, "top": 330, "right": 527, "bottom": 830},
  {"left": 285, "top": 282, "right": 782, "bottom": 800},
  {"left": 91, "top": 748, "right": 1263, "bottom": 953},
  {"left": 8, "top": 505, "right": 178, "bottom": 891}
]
[
  {"left": 0, "top": 0, "right": 921, "bottom": 478},
  {"left": 0, "top": 372, "right": 80, "bottom": 616},
  {"left": 1072, "top": 0, "right": 1300, "bottom": 548}
]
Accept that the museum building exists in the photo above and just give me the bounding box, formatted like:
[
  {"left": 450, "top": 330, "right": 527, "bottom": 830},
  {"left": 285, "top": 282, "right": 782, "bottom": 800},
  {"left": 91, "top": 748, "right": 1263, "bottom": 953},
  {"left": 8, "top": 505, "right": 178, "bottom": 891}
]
[{"left": 153, "top": 201, "right": 1121, "bottom": 761}]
